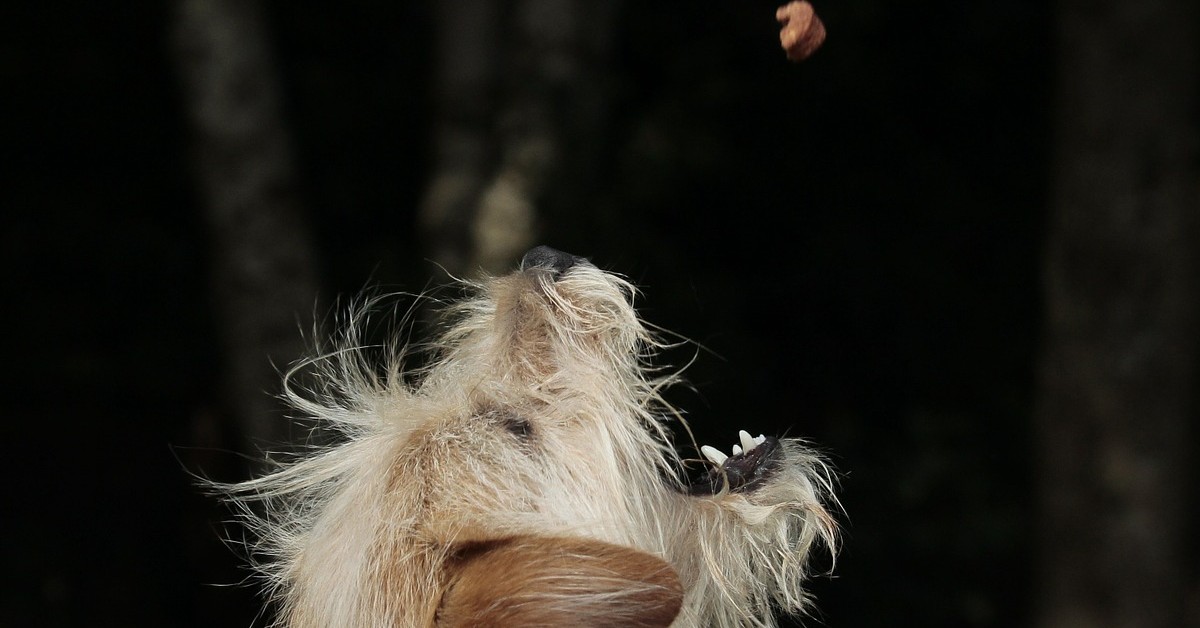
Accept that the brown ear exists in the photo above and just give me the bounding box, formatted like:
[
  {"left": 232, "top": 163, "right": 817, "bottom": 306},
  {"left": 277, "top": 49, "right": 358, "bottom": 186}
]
[{"left": 436, "top": 535, "right": 683, "bottom": 628}]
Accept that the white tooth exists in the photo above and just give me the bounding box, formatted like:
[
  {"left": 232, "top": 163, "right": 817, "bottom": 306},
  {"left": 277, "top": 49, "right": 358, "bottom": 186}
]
[
  {"left": 701, "top": 445, "right": 728, "bottom": 466},
  {"left": 732, "top": 444, "right": 743, "bottom": 456},
  {"left": 755, "top": 434, "right": 767, "bottom": 445},
  {"left": 739, "top": 430, "right": 757, "bottom": 453}
]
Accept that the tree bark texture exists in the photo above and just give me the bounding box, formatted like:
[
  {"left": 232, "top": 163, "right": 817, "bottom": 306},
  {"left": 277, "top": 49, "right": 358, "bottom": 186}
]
[
  {"left": 173, "top": 0, "right": 319, "bottom": 453},
  {"left": 419, "top": 0, "right": 619, "bottom": 277},
  {"left": 1036, "top": 1, "right": 1198, "bottom": 627}
]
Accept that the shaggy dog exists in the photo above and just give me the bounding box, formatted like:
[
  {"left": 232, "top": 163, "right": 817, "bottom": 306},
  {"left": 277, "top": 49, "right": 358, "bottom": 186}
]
[{"left": 222, "top": 246, "right": 837, "bottom": 627}]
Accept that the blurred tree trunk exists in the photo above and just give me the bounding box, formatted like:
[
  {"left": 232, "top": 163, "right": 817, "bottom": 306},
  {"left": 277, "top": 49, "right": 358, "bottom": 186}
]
[
  {"left": 1036, "top": 1, "right": 1198, "bottom": 627},
  {"left": 419, "top": 0, "right": 503, "bottom": 276},
  {"left": 173, "top": 0, "right": 319, "bottom": 454},
  {"left": 420, "top": 0, "right": 620, "bottom": 276}
]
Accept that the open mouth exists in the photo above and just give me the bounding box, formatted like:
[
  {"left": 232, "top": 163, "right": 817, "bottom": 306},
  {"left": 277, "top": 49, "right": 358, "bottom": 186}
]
[{"left": 688, "top": 431, "right": 782, "bottom": 495}]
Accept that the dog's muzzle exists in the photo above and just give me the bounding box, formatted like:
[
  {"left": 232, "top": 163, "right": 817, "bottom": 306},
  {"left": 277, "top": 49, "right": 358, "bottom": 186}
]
[{"left": 520, "top": 245, "right": 587, "bottom": 278}]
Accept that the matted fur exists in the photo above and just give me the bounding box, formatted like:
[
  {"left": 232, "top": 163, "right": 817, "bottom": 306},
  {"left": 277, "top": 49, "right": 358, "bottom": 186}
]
[{"left": 221, "top": 251, "right": 837, "bottom": 627}]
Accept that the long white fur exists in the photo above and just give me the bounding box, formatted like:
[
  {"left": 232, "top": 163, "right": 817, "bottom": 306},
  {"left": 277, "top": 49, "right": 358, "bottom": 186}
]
[{"left": 219, "top": 259, "right": 837, "bottom": 627}]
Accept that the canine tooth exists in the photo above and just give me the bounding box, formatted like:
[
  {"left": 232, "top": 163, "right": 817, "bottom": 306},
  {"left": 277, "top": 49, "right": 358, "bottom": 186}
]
[
  {"left": 732, "top": 444, "right": 743, "bottom": 456},
  {"left": 701, "top": 445, "right": 728, "bottom": 466},
  {"left": 739, "top": 430, "right": 757, "bottom": 453},
  {"left": 755, "top": 434, "right": 766, "bottom": 445}
]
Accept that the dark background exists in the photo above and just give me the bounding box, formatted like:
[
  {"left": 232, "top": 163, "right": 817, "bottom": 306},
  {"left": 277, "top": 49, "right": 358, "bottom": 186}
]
[{"left": 4, "top": 1, "right": 1192, "bottom": 627}]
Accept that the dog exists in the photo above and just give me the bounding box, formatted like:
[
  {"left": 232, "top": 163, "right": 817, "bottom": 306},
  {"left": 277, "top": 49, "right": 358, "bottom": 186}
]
[{"left": 221, "top": 246, "right": 837, "bottom": 627}]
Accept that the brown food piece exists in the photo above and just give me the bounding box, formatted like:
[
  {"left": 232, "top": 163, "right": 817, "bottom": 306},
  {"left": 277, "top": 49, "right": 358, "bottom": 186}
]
[{"left": 776, "top": 1, "right": 826, "bottom": 62}]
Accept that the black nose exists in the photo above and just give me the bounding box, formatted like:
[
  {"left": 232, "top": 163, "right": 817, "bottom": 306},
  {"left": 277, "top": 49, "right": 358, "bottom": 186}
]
[{"left": 520, "top": 246, "right": 584, "bottom": 275}]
